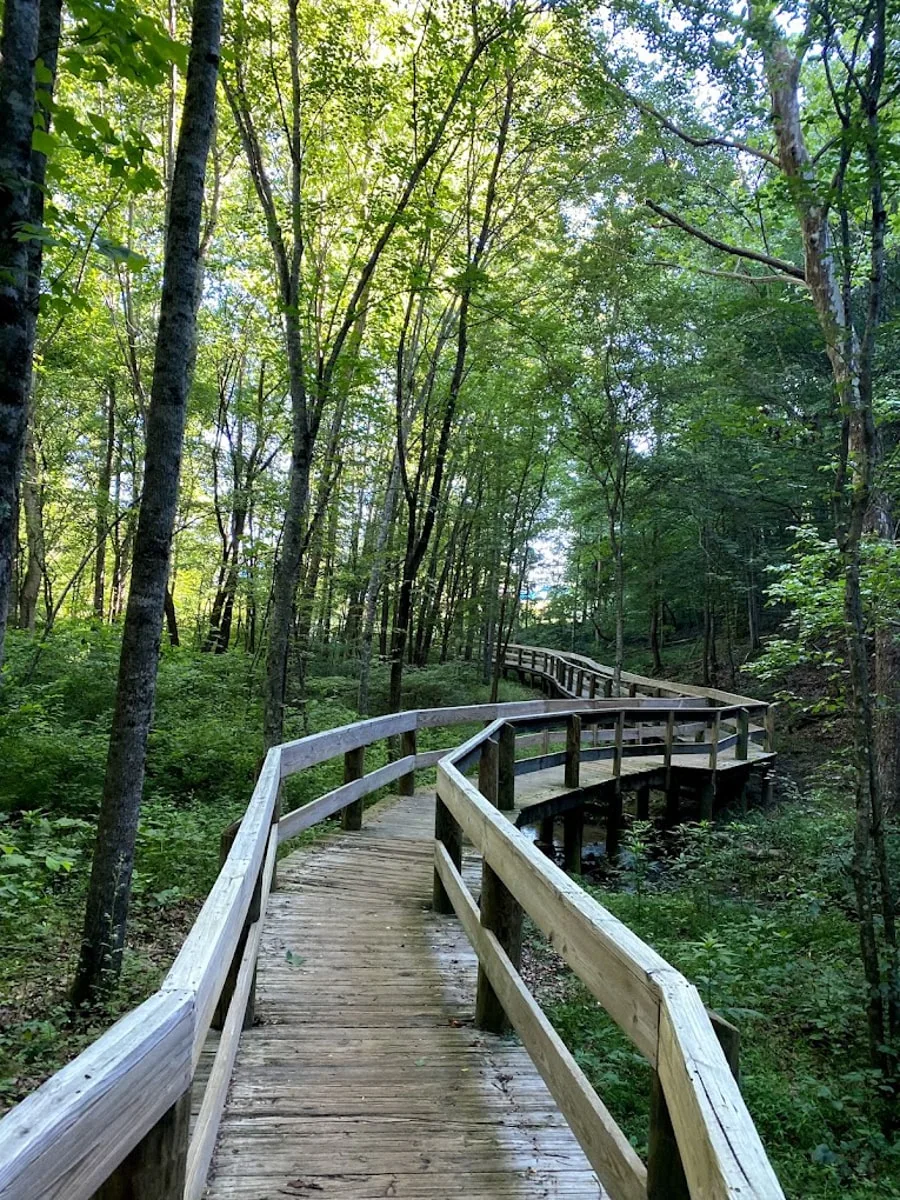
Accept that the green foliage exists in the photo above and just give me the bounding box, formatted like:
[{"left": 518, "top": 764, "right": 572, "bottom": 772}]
[{"left": 538, "top": 789, "right": 900, "bottom": 1197}]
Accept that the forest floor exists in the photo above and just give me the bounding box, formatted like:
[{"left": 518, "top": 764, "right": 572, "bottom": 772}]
[{"left": 2, "top": 628, "right": 896, "bottom": 1199}]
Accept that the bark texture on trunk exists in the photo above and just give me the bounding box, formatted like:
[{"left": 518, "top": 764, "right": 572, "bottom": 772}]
[
  {"left": 0, "top": 0, "right": 41, "bottom": 669},
  {"left": 761, "top": 14, "right": 899, "bottom": 1080},
  {"left": 72, "top": 0, "right": 222, "bottom": 1004},
  {"left": 18, "top": 420, "right": 44, "bottom": 632}
]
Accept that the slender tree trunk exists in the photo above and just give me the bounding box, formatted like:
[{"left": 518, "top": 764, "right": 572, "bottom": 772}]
[
  {"left": 18, "top": 421, "right": 44, "bottom": 632},
  {"left": 0, "top": 0, "right": 41, "bottom": 669},
  {"left": 869, "top": 493, "right": 900, "bottom": 812},
  {"left": 94, "top": 378, "right": 116, "bottom": 620},
  {"left": 164, "top": 585, "right": 180, "bottom": 647},
  {"left": 72, "top": 0, "right": 222, "bottom": 1004}
]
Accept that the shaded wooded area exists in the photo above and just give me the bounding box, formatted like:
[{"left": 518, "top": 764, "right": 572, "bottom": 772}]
[{"left": 1, "top": 0, "right": 899, "bottom": 1192}]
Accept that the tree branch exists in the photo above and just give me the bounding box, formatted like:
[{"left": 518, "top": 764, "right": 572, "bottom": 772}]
[{"left": 646, "top": 200, "right": 807, "bottom": 282}]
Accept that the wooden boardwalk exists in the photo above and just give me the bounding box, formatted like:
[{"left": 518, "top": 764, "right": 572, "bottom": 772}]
[
  {"left": 514, "top": 742, "right": 773, "bottom": 810},
  {"left": 1, "top": 666, "right": 782, "bottom": 1200},
  {"left": 205, "top": 790, "right": 605, "bottom": 1199}
]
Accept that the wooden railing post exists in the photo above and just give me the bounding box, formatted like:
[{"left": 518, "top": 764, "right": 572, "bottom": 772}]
[
  {"left": 647, "top": 1012, "right": 740, "bottom": 1200},
  {"left": 576, "top": 668, "right": 584, "bottom": 697},
  {"left": 433, "top": 790, "right": 462, "bottom": 915},
  {"left": 475, "top": 739, "right": 523, "bottom": 1034},
  {"left": 736, "top": 708, "right": 750, "bottom": 760},
  {"left": 498, "top": 722, "right": 516, "bottom": 812},
  {"left": 765, "top": 704, "right": 776, "bottom": 752},
  {"left": 564, "top": 714, "right": 581, "bottom": 789},
  {"left": 606, "top": 712, "right": 625, "bottom": 862},
  {"left": 399, "top": 727, "right": 417, "bottom": 796},
  {"left": 478, "top": 736, "right": 499, "bottom": 805},
  {"left": 589, "top": 673, "right": 597, "bottom": 699},
  {"left": 341, "top": 744, "right": 365, "bottom": 830},
  {"left": 94, "top": 1088, "right": 192, "bottom": 1200},
  {"left": 212, "top": 821, "right": 261, "bottom": 1032},
  {"left": 613, "top": 711, "right": 624, "bottom": 779},
  {"left": 603, "top": 678, "right": 613, "bottom": 698},
  {"left": 708, "top": 710, "right": 720, "bottom": 771}
]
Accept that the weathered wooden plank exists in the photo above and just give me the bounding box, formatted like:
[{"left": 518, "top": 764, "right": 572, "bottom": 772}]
[
  {"left": 436, "top": 766, "right": 669, "bottom": 1061},
  {"left": 279, "top": 713, "right": 415, "bottom": 776},
  {"left": 184, "top": 835, "right": 277, "bottom": 1200},
  {"left": 656, "top": 976, "right": 783, "bottom": 1199},
  {"left": 434, "top": 844, "right": 646, "bottom": 1200},
  {"left": 0, "top": 991, "right": 193, "bottom": 1200},
  {"left": 278, "top": 756, "right": 417, "bottom": 843}
]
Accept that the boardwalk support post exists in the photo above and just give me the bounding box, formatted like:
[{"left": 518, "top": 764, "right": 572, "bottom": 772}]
[
  {"left": 565, "top": 714, "right": 581, "bottom": 789},
  {"left": 647, "top": 1011, "right": 739, "bottom": 1199},
  {"left": 433, "top": 790, "right": 463, "bottom": 915},
  {"left": 563, "top": 807, "right": 583, "bottom": 873},
  {"left": 399, "top": 728, "right": 417, "bottom": 795},
  {"left": 341, "top": 745, "right": 365, "bottom": 830},
  {"left": 94, "top": 1087, "right": 192, "bottom": 1200},
  {"left": 636, "top": 783, "right": 650, "bottom": 820}
]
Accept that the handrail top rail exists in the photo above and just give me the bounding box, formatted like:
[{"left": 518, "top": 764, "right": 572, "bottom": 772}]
[
  {"left": 507, "top": 642, "right": 767, "bottom": 708},
  {"left": 435, "top": 713, "right": 783, "bottom": 1198},
  {"left": 0, "top": 677, "right": 777, "bottom": 1200}
]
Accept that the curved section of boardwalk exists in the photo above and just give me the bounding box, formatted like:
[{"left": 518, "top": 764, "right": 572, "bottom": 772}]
[{"left": 206, "top": 791, "right": 604, "bottom": 1199}]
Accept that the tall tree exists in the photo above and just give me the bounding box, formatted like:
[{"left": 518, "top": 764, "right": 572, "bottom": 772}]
[
  {"left": 72, "top": 0, "right": 223, "bottom": 1004},
  {"left": 0, "top": 0, "right": 41, "bottom": 671}
]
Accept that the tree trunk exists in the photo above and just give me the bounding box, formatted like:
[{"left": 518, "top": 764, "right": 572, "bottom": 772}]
[
  {"left": 0, "top": 0, "right": 41, "bottom": 669},
  {"left": 164, "top": 585, "right": 180, "bottom": 648},
  {"left": 18, "top": 420, "right": 44, "bottom": 632},
  {"left": 72, "top": 0, "right": 222, "bottom": 1005},
  {"left": 94, "top": 378, "right": 116, "bottom": 620}
]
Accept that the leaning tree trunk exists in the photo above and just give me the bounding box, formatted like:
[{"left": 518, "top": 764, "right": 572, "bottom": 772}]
[{"left": 72, "top": 0, "right": 222, "bottom": 1005}]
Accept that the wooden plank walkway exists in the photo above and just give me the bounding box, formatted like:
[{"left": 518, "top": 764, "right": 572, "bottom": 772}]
[
  {"left": 514, "top": 743, "right": 773, "bottom": 811},
  {"left": 205, "top": 790, "right": 605, "bottom": 1199}
]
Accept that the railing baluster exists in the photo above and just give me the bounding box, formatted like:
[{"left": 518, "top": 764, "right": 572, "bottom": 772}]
[
  {"left": 399, "top": 727, "right": 417, "bottom": 796},
  {"left": 474, "top": 736, "right": 523, "bottom": 1033},
  {"left": 708, "top": 711, "right": 720, "bottom": 771},
  {"left": 93, "top": 1088, "right": 192, "bottom": 1200},
  {"left": 647, "top": 1011, "right": 740, "bottom": 1199},
  {"left": 498, "top": 722, "right": 516, "bottom": 812},
  {"left": 433, "top": 790, "right": 463, "bottom": 915},
  {"left": 736, "top": 708, "right": 749, "bottom": 760},
  {"left": 564, "top": 714, "right": 581, "bottom": 789},
  {"left": 341, "top": 745, "right": 365, "bottom": 830}
]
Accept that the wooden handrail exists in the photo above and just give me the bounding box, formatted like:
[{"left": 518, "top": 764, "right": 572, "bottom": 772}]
[
  {"left": 0, "top": 675, "right": 779, "bottom": 1200},
  {"left": 505, "top": 642, "right": 769, "bottom": 709},
  {"left": 433, "top": 713, "right": 784, "bottom": 1199}
]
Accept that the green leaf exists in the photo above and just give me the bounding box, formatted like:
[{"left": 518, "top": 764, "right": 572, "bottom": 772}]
[{"left": 31, "top": 129, "right": 56, "bottom": 157}]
